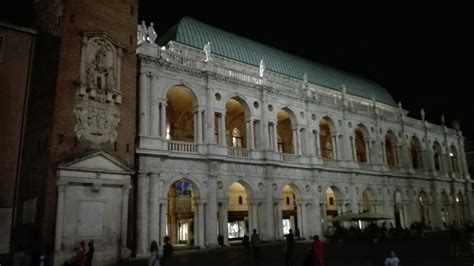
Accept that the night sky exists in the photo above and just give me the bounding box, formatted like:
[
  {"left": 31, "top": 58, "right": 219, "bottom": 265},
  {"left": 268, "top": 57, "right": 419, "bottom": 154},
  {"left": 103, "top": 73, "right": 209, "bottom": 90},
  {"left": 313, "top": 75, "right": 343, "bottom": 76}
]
[{"left": 4, "top": 2, "right": 473, "bottom": 140}]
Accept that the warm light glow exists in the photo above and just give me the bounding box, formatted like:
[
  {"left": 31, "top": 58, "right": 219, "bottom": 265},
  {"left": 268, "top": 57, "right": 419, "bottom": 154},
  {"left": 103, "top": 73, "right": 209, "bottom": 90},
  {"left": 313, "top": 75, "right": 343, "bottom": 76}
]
[
  {"left": 449, "top": 152, "right": 454, "bottom": 157},
  {"left": 456, "top": 197, "right": 459, "bottom": 203}
]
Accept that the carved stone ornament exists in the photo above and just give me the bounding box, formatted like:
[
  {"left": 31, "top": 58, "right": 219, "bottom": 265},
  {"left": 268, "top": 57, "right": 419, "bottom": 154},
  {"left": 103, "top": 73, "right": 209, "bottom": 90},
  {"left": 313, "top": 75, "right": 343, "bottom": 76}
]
[{"left": 75, "top": 33, "right": 123, "bottom": 146}]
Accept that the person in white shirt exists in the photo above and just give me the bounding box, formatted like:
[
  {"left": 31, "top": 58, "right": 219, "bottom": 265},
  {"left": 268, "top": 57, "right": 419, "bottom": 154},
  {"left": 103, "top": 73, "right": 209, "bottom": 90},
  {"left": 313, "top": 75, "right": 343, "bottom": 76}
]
[{"left": 384, "top": 250, "right": 400, "bottom": 266}]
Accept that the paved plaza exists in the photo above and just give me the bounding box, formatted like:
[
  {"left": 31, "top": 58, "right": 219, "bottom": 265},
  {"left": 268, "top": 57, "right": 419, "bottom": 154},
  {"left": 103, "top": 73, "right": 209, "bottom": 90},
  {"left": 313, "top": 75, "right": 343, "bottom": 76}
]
[{"left": 125, "top": 232, "right": 473, "bottom": 266}]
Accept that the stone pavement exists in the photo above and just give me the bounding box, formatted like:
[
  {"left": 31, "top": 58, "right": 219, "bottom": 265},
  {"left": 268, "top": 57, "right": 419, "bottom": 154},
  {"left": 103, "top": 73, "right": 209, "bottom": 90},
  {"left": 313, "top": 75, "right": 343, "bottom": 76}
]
[{"left": 123, "top": 232, "right": 474, "bottom": 266}]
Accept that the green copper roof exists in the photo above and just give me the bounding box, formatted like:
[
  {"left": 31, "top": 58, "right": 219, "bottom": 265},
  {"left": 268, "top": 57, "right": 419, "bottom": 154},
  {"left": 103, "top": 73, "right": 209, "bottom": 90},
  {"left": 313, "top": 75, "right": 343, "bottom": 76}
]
[{"left": 159, "top": 17, "right": 396, "bottom": 106}]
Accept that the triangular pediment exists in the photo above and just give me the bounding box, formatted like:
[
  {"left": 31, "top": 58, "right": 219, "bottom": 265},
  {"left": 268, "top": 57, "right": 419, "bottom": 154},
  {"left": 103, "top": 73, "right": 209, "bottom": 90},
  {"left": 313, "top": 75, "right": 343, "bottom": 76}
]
[{"left": 57, "top": 150, "right": 133, "bottom": 174}]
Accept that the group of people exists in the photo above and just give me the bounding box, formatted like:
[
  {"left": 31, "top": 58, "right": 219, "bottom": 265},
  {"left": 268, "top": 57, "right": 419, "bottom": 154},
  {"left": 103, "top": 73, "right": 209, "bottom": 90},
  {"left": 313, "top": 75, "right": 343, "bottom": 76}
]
[
  {"left": 149, "top": 236, "right": 174, "bottom": 266},
  {"left": 64, "top": 240, "right": 94, "bottom": 266}
]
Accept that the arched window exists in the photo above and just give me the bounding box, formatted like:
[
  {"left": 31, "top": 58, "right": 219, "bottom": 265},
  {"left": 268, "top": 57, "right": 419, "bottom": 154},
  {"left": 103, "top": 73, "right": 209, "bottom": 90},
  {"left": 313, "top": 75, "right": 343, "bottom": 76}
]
[
  {"left": 232, "top": 128, "right": 243, "bottom": 148},
  {"left": 286, "top": 197, "right": 290, "bottom": 205},
  {"left": 238, "top": 196, "right": 243, "bottom": 205},
  {"left": 329, "top": 197, "right": 334, "bottom": 205}
]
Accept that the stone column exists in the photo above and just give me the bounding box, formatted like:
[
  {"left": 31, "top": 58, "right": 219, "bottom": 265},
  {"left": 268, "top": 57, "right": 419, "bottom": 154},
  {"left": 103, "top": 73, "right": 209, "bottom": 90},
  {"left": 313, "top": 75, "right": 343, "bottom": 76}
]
[
  {"left": 218, "top": 200, "right": 229, "bottom": 245},
  {"left": 136, "top": 173, "right": 149, "bottom": 255},
  {"left": 296, "top": 203, "right": 303, "bottom": 237},
  {"left": 246, "top": 119, "right": 255, "bottom": 150},
  {"left": 219, "top": 113, "right": 227, "bottom": 146},
  {"left": 300, "top": 203, "right": 307, "bottom": 239},
  {"left": 274, "top": 202, "right": 283, "bottom": 239},
  {"left": 150, "top": 75, "right": 159, "bottom": 137},
  {"left": 159, "top": 101, "right": 167, "bottom": 138},
  {"left": 54, "top": 184, "right": 66, "bottom": 251},
  {"left": 273, "top": 123, "right": 279, "bottom": 152},
  {"left": 159, "top": 201, "right": 168, "bottom": 247},
  {"left": 264, "top": 179, "right": 274, "bottom": 240},
  {"left": 292, "top": 128, "right": 298, "bottom": 155},
  {"left": 197, "top": 109, "right": 203, "bottom": 144},
  {"left": 121, "top": 185, "right": 131, "bottom": 255},
  {"left": 333, "top": 135, "right": 339, "bottom": 159},
  {"left": 315, "top": 131, "right": 322, "bottom": 157},
  {"left": 149, "top": 174, "right": 160, "bottom": 244},
  {"left": 365, "top": 141, "right": 371, "bottom": 163},
  {"left": 198, "top": 202, "right": 205, "bottom": 248},
  {"left": 139, "top": 72, "right": 150, "bottom": 136},
  {"left": 351, "top": 137, "right": 357, "bottom": 161},
  {"left": 252, "top": 202, "right": 259, "bottom": 233},
  {"left": 193, "top": 206, "right": 199, "bottom": 247},
  {"left": 206, "top": 177, "right": 218, "bottom": 246}
]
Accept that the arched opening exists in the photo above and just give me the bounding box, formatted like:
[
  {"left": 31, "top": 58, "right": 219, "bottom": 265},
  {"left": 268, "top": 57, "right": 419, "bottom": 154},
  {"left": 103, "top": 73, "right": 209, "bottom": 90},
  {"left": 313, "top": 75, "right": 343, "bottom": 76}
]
[
  {"left": 440, "top": 192, "right": 450, "bottom": 227},
  {"left": 277, "top": 108, "right": 294, "bottom": 154},
  {"left": 456, "top": 193, "right": 465, "bottom": 224},
  {"left": 225, "top": 98, "right": 248, "bottom": 148},
  {"left": 166, "top": 86, "right": 196, "bottom": 142},
  {"left": 450, "top": 146, "right": 459, "bottom": 174},
  {"left": 325, "top": 186, "right": 343, "bottom": 230},
  {"left": 433, "top": 142, "right": 443, "bottom": 172},
  {"left": 319, "top": 117, "right": 334, "bottom": 159},
  {"left": 393, "top": 190, "right": 405, "bottom": 228},
  {"left": 167, "top": 180, "right": 198, "bottom": 246},
  {"left": 227, "top": 182, "right": 250, "bottom": 240},
  {"left": 418, "top": 191, "right": 430, "bottom": 225},
  {"left": 410, "top": 137, "right": 423, "bottom": 169},
  {"left": 281, "top": 185, "right": 299, "bottom": 236},
  {"left": 355, "top": 126, "right": 368, "bottom": 163},
  {"left": 385, "top": 131, "right": 398, "bottom": 167},
  {"left": 362, "top": 189, "right": 374, "bottom": 213}
]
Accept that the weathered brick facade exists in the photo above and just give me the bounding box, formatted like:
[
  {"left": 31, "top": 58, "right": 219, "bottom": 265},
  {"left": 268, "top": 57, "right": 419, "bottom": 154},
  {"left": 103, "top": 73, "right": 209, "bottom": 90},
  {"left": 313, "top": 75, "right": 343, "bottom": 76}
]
[{"left": 15, "top": 0, "right": 137, "bottom": 253}]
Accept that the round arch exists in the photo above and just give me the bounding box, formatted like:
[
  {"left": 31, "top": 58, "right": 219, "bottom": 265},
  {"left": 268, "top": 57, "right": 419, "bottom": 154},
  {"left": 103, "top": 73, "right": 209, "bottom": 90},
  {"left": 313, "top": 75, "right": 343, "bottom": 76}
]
[
  {"left": 433, "top": 141, "right": 443, "bottom": 172},
  {"left": 320, "top": 116, "right": 337, "bottom": 159},
  {"left": 450, "top": 145, "right": 459, "bottom": 173},
  {"left": 163, "top": 175, "right": 203, "bottom": 198},
  {"left": 385, "top": 130, "right": 398, "bottom": 167},
  {"left": 418, "top": 190, "right": 430, "bottom": 224},
  {"left": 276, "top": 107, "right": 298, "bottom": 154},
  {"left": 164, "top": 84, "right": 200, "bottom": 106},
  {"left": 355, "top": 124, "right": 369, "bottom": 163},
  {"left": 222, "top": 93, "right": 252, "bottom": 116},
  {"left": 222, "top": 177, "right": 256, "bottom": 199},
  {"left": 165, "top": 85, "right": 200, "bottom": 142},
  {"left": 361, "top": 187, "right": 376, "bottom": 213},
  {"left": 410, "top": 136, "right": 423, "bottom": 169}
]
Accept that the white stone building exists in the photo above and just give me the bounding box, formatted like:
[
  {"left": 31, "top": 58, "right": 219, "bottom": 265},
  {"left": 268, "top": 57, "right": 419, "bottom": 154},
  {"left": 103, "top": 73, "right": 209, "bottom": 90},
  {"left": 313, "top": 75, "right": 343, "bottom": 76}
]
[{"left": 134, "top": 17, "right": 473, "bottom": 255}]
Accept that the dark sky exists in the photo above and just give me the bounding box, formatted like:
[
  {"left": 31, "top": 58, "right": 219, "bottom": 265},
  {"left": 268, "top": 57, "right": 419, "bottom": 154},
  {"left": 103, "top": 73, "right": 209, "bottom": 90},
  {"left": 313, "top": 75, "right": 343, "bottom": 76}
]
[{"left": 4, "top": 2, "right": 473, "bottom": 139}]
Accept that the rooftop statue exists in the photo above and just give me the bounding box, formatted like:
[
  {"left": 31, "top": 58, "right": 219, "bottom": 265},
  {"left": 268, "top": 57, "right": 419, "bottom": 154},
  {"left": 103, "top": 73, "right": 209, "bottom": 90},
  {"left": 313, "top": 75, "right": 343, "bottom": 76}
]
[
  {"left": 303, "top": 73, "right": 308, "bottom": 87},
  {"left": 259, "top": 59, "right": 265, "bottom": 78},
  {"left": 203, "top": 41, "right": 211, "bottom": 62},
  {"left": 137, "top": 20, "right": 147, "bottom": 45},
  {"left": 147, "top": 22, "right": 157, "bottom": 44}
]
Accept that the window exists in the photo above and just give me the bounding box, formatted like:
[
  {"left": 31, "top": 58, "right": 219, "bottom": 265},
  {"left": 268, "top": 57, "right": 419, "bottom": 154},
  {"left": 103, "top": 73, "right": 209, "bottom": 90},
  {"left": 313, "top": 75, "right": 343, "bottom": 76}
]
[
  {"left": 286, "top": 197, "right": 290, "bottom": 205},
  {"left": 329, "top": 197, "right": 334, "bottom": 205},
  {"left": 0, "top": 35, "right": 4, "bottom": 63},
  {"left": 238, "top": 196, "right": 243, "bottom": 205}
]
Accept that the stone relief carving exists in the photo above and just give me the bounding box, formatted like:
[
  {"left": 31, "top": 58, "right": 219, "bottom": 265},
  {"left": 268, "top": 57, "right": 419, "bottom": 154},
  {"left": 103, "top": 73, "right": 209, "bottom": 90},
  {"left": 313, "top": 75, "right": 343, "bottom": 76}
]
[{"left": 75, "top": 33, "right": 123, "bottom": 146}]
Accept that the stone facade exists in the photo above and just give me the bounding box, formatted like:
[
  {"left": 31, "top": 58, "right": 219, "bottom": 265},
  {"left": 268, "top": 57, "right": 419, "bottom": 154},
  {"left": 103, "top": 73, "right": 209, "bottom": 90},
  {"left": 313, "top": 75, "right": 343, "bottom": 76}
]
[{"left": 135, "top": 37, "right": 473, "bottom": 253}]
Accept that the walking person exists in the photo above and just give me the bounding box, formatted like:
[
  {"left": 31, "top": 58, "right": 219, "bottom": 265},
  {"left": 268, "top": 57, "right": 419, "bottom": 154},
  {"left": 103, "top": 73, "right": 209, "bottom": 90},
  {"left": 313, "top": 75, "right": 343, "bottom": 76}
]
[
  {"left": 76, "top": 241, "right": 86, "bottom": 266},
  {"left": 384, "top": 250, "right": 400, "bottom": 266},
  {"left": 149, "top": 240, "right": 160, "bottom": 266},
  {"left": 85, "top": 240, "right": 94, "bottom": 266},
  {"left": 311, "top": 235, "right": 324, "bottom": 266},
  {"left": 250, "top": 229, "right": 261, "bottom": 263},
  {"left": 285, "top": 229, "right": 295, "bottom": 266},
  {"left": 161, "top": 236, "right": 173, "bottom": 266}
]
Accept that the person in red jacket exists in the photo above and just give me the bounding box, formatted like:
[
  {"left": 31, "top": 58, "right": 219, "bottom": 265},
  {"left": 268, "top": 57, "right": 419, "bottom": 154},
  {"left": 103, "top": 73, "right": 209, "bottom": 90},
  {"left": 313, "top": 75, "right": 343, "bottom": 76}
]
[{"left": 311, "top": 235, "right": 324, "bottom": 266}]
